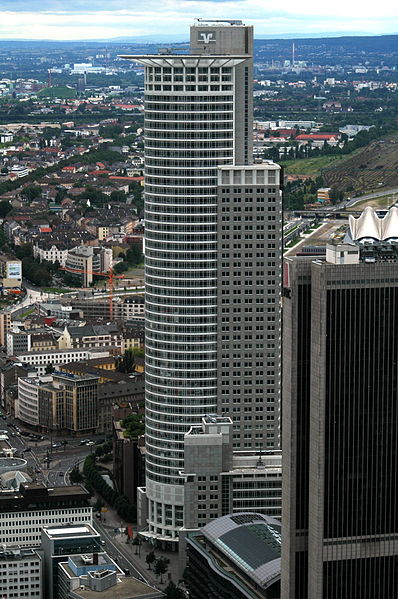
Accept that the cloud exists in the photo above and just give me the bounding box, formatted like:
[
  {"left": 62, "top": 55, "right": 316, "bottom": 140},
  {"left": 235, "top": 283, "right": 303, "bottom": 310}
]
[{"left": 0, "top": 0, "right": 397, "bottom": 40}]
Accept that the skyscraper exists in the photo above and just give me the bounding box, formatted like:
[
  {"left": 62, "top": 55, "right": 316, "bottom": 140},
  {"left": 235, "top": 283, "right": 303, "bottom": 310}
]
[
  {"left": 282, "top": 212, "right": 398, "bottom": 599},
  {"left": 121, "top": 19, "right": 282, "bottom": 546}
]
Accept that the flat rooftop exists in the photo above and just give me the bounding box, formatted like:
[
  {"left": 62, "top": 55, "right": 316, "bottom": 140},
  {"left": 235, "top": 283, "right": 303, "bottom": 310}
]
[
  {"left": 73, "top": 577, "right": 164, "bottom": 599},
  {"left": 43, "top": 524, "right": 97, "bottom": 538}
]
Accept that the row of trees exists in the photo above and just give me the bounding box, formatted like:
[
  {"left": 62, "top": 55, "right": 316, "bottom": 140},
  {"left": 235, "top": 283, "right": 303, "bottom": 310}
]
[{"left": 83, "top": 452, "right": 136, "bottom": 523}]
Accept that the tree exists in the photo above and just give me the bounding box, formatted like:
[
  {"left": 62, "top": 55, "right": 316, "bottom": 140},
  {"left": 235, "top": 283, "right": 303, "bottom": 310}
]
[
  {"left": 154, "top": 557, "right": 169, "bottom": 583},
  {"left": 126, "top": 244, "right": 143, "bottom": 267},
  {"left": 164, "top": 581, "right": 185, "bottom": 599},
  {"left": 132, "top": 536, "right": 141, "bottom": 555},
  {"left": 146, "top": 551, "right": 156, "bottom": 570},
  {"left": 0, "top": 200, "right": 11, "bottom": 218},
  {"left": 110, "top": 190, "right": 127, "bottom": 203},
  {"left": 70, "top": 465, "right": 83, "bottom": 483},
  {"left": 22, "top": 185, "right": 42, "bottom": 201}
]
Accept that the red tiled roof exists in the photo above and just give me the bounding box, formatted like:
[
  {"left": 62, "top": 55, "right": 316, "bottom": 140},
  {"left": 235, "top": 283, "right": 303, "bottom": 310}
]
[
  {"left": 295, "top": 134, "right": 339, "bottom": 140},
  {"left": 109, "top": 176, "right": 144, "bottom": 182}
]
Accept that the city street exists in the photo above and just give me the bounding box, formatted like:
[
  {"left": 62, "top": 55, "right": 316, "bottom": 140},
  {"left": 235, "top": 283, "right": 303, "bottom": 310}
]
[{"left": 0, "top": 415, "right": 97, "bottom": 486}]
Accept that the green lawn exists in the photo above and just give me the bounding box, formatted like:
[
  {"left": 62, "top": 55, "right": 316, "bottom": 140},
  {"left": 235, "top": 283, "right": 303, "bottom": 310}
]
[
  {"left": 18, "top": 307, "right": 36, "bottom": 318},
  {"left": 280, "top": 149, "right": 363, "bottom": 177},
  {"left": 279, "top": 155, "right": 345, "bottom": 176},
  {"left": 41, "top": 287, "right": 71, "bottom": 294},
  {"left": 37, "top": 86, "right": 77, "bottom": 99}
]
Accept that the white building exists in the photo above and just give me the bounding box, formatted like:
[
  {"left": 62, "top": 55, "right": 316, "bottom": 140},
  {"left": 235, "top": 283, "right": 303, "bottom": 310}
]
[
  {"left": 0, "top": 483, "right": 92, "bottom": 547},
  {"left": 33, "top": 243, "right": 72, "bottom": 266},
  {"left": 10, "top": 165, "right": 29, "bottom": 178},
  {"left": 12, "top": 348, "right": 110, "bottom": 376},
  {"left": 0, "top": 546, "right": 43, "bottom": 599},
  {"left": 16, "top": 375, "right": 52, "bottom": 426}
]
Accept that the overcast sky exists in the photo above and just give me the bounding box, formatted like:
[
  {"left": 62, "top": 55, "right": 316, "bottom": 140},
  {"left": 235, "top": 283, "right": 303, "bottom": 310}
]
[{"left": 0, "top": 0, "right": 397, "bottom": 40}]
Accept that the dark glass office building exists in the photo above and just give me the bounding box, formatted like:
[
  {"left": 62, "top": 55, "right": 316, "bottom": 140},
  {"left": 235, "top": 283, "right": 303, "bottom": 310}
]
[{"left": 282, "top": 245, "right": 398, "bottom": 599}]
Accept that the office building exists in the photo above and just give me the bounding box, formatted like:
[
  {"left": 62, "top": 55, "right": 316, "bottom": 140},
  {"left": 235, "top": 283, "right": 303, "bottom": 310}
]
[
  {"left": 181, "top": 415, "right": 281, "bottom": 532},
  {"left": 39, "top": 372, "right": 99, "bottom": 433},
  {"left": 41, "top": 524, "right": 102, "bottom": 599},
  {"left": 58, "top": 552, "right": 163, "bottom": 599},
  {"left": 0, "top": 546, "right": 43, "bottom": 599},
  {"left": 122, "top": 18, "right": 282, "bottom": 546},
  {"left": 0, "top": 483, "right": 92, "bottom": 547},
  {"left": 185, "top": 512, "right": 281, "bottom": 599},
  {"left": 64, "top": 246, "right": 112, "bottom": 286},
  {"left": 282, "top": 208, "right": 398, "bottom": 599}
]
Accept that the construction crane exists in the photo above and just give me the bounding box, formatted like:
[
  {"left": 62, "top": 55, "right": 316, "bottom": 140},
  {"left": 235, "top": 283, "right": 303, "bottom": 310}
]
[{"left": 60, "top": 267, "right": 125, "bottom": 321}]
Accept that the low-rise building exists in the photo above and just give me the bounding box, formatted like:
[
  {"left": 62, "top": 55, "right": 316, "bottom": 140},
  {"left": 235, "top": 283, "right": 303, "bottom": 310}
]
[
  {"left": 12, "top": 348, "right": 110, "bottom": 376},
  {"left": 58, "top": 552, "right": 163, "bottom": 599}
]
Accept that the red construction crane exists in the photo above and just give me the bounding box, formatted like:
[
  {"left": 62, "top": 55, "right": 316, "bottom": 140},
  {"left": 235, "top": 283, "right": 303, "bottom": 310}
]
[{"left": 60, "top": 267, "right": 125, "bottom": 321}]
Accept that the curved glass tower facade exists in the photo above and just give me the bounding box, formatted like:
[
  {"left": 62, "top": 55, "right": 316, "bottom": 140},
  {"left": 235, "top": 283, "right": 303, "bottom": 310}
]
[{"left": 122, "top": 21, "right": 254, "bottom": 542}]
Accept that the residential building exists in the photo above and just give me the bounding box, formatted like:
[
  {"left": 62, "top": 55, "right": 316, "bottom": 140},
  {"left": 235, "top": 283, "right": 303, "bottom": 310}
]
[
  {"left": 0, "top": 483, "right": 92, "bottom": 547},
  {"left": 12, "top": 348, "right": 110, "bottom": 376},
  {"left": 57, "top": 323, "right": 123, "bottom": 354},
  {"left": 282, "top": 208, "right": 398, "bottom": 599},
  {"left": 124, "top": 19, "right": 282, "bottom": 546},
  {"left": 185, "top": 512, "right": 281, "bottom": 599},
  {"left": 0, "top": 546, "right": 43, "bottom": 599},
  {"left": 33, "top": 242, "right": 72, "bottom": 266}
]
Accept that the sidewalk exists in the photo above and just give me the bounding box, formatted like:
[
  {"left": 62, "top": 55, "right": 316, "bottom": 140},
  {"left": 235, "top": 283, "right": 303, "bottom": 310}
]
[{"left": 96, "top": 500, "right": 182, "bottom": 590}]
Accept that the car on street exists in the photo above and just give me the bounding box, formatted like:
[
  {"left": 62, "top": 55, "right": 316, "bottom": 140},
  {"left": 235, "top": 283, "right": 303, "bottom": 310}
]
[
  {"left": 59, "top": 471, "right": 64, "bottom": 476},
  {"left": 52, "top": 442, "right": 62, "bottom": 448},
  {"left": 86, "top": 441, "right": 95, "bottom": 446},
  {"left": 79, "top": 439, "right": 90, "bottom": 445}
]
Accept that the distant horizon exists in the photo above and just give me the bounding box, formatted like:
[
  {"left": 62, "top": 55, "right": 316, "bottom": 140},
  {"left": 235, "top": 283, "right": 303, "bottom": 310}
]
[
  {"left": 0, "top": 1, "right": 396, "bottom": 41},
  {"left": 0, "top": 31, "right": 397, "bottom": 44}
]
